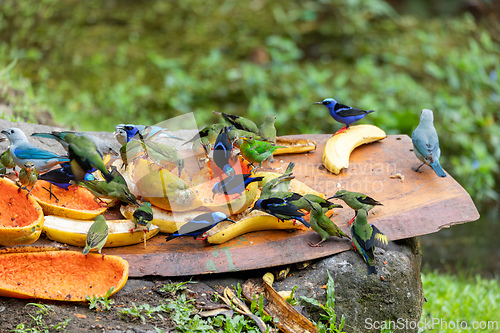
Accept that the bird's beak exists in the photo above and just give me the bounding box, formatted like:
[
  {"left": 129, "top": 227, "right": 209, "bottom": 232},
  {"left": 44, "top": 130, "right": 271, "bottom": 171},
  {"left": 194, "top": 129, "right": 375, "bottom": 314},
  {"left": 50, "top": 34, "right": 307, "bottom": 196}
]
[
  {"left": 328, "top": 194, "right": 341, "bottom": 199},
  {"left": 313, "top": 102, "right": 323, "bottom": 105},
  {"left": 1, "top": 130, "right": 8, "bottom": 135},
  {"left": 224, "top": 218, "right": 235, "bottom": 223}
]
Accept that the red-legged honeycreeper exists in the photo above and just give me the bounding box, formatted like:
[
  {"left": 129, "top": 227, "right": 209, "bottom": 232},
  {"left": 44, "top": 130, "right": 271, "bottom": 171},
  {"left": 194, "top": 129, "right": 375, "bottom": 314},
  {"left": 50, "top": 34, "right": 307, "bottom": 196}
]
[
  {"left": 82, "top": 215, "right": 109, "bottom": 258},
  {"left": 303, "top": 197, "right": 349, "bottom": 247},
  {"left": 252, "top": 197, "right": 311, "bottom": 228},
  {"left": 350, "top": 208, "right": 389, "bottom": 275},
  {"left": 18, "top": 161, "right": 38, "bottom": 197},
  {"left": 212, "top": 173, "right": 264, "bottom": 198},
  {"left": 314, "top": 98, "right": 374, "bottom": 135},
  {"left": 165, "top": 212, "right": 234, "bottom": 242}
]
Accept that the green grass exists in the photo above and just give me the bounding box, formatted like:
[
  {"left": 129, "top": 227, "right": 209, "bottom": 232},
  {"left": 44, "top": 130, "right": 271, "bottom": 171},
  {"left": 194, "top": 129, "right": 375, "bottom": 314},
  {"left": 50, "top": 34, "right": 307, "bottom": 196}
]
[{"left": 421, "top": 271, "right": 500, "bottom": 332}]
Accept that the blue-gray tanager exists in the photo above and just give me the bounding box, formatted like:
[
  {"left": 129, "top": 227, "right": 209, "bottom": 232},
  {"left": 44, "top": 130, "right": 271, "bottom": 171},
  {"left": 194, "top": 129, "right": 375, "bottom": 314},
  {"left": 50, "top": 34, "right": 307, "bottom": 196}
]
[
  {"left": 411, "top": 109, "right": 446, "bottom": 177},
  {"left": 1, "top": 128, "right": 69, "bottom": 173}
]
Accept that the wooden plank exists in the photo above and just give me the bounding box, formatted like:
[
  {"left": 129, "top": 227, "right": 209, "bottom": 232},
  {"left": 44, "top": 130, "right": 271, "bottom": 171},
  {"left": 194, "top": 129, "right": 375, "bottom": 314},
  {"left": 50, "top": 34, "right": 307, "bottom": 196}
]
[{"left": 36, "top": 134, "right": 479, "bottom": 277}]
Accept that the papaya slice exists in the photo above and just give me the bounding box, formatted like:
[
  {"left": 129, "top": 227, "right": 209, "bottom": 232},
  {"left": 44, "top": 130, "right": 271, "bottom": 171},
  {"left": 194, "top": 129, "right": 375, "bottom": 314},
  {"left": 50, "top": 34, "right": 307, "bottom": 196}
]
[
  {"left": 0, "top": 178, "right": 44, "bottom": 246},
  {"left": 0, "top": 251, "right": 128, "bottom": 301},
  {"left": 31, "top": 180, "right": 107, "bottom": 220}
]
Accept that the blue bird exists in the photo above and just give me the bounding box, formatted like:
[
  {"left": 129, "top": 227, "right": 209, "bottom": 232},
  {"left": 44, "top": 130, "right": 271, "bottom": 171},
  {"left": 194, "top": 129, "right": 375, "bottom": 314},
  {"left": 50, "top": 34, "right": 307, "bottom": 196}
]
[
  {"left": 38, "top": 162, "right": 94, "bottom": 190},
  {"left": 213, "top": 126, "right": 234, "bottom": 175},
  {"left": 411, "top": 109, "right": 446, "bottom": 177},
  {"left": 212, "top": 173, "right": 264, "bottom": 198},
  {"left": 165, "top": 211, "right": 234, "bottom": 242},
  {"left": 314, "top": 98, "right": 374, "bottom": 135},
  {"left": 32, "top": 131, "right": 118, "bottom": 157},
  {"left": 1, "top": 128, "right": 70, "bottom": 173},
  {"left": 253, "top": 197, "right": 311, "bottom": 228}
]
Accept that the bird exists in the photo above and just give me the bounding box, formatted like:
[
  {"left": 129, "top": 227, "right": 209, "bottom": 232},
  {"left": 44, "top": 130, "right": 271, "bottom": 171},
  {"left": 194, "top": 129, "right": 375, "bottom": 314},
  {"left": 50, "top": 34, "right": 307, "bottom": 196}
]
[
  {"left": 132, "top": 202, "right": 154, "bottom": 232},
  {"left": 259, "top": 114, "right": 277, "bottom": 144},
  {"left": 32, "top": 131, "right": 118, "bottom": 157},
  {"left": 182, "top": 123, "right": 225, "bottom": 147},
  {"left": 212, "top": 173, "right": 264, "bottom": 198},
  {"left": 213, "top": 126, "right": 234, "bottom": 174},
  {"left": 239, "top": 137, "right": 283, "bottom": 168},
  {"left": 259, "top": 162, "right": 295, "bottom": 200},
  {"left": 291, "top": 194, "right": 343, "bottom": 212},
  {"left": 82, "top": 215, "right": 109, "bottom": 258},
  {"left": 78, "top": 167, "right": 139, "bottom": 207},
  {"left": 330, "top": 190, "right": 382, "bottom": 224},
  {"left": 253, "top": 197, "right": 311, "bottom": 228},
  {"left": 1, "top": 128, "right": 70, "bottom": 173},
  {"left": 0, "top": 160, "right": 5, "bottom": 176},
  {"left": 411, "top": 109, "right": 446, "bottom": 177},
  {"left": 62, "top": 133, "right": 114, "bottom": 183},
  {"left": 18, "top": 161, "right": 38, "bottom": 197},
  {"left": 141, "top": 140, "right": 185, "bottom": 178},
  {"left": 165, "top": 211, "right": 234, "bottom": 242},
  {"left": 314, "top": 98, "right": 374, "bottom": 135},
  {"left": 1, "top": 149, "right": 17, "bottom": 175},
  {"left": 215, "top": 111, "right": 260, "bottom": 134},
  {"left": 350, "top": 208, "right": 389, "bottom": 275},
  {"left": 38, "top": 162, "right": 94, "bottom": 191},
  {"left": 304, "top": 198, "right": 349, "bottom": 247}
]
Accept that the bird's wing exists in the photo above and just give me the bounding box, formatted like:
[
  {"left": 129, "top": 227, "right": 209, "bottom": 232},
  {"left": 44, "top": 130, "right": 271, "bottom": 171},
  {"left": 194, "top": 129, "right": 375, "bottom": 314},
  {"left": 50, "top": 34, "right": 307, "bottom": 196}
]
[
  {"left": 14, "top": 147, "right": 65, "bottom": 160},
  {"left": 365, "top": 225, "right": 389, "bottom": 249},
  {"left": 356, "top": 195, "right": 382, "bottom": 206},
  {"left": 263, "top": 198, "right": 305, "bottom": 216},
  {"left": 87, "top": 230, "right": 108, "bottom": 248},
  {"left": 335, "top": 104, "right": 368, "bottom": 117}
]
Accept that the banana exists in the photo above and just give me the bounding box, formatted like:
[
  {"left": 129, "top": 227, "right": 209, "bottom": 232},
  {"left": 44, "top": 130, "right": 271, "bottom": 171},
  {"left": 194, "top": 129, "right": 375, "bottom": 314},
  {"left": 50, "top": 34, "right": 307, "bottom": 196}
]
[
  {"left": 322, "top": 124, "right": 386, "bottom": 174},
  {"left": 42, "top": 215, "right": 159, "bottom": 247},
  {"left": 120, "top": 203, "right": 206, "bottom": 234},
  {"left": 273, "top": 137, "right": 316, "bottom": 155},
  {"left": 255, "top": 171, "right": 325, "bottom": 199},
  {"left": 205, "top": 210, "right": 304, "bottom": 244}
]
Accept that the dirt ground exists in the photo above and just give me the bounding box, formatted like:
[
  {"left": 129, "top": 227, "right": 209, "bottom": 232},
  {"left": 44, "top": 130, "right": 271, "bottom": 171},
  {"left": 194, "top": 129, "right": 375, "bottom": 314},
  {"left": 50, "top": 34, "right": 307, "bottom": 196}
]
[{"left": 0, "top": 278, "right": 178, "bottom": 332}]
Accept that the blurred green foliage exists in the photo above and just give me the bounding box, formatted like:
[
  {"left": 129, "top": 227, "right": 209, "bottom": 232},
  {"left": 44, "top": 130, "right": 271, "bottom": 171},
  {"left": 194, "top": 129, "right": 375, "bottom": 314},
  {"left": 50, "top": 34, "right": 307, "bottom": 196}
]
[{"left": 0, "top": 0, "right": 499, "bottom": 207}]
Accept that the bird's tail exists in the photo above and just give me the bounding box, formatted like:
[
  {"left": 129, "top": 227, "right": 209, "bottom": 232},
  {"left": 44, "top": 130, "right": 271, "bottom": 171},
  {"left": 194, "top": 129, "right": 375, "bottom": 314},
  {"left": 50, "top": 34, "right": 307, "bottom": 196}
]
[
  {"left": 103, "top": 169, "right": 115, "bottom": 183},
  {"left": 430, "top": 161, "right": 446, "bottom": 177},
  {"left": 165, "top": 235, "right": 176, "bottom": 242},
  {"left": 32, "top": 132, "right": 61, "bottom": 141},
  {"left": 366, "top": 110, "right": 375, "bottom": 114},
  {"left": 366, "top": 263, "right": 377, "bottom": 275},
  {"left": 296, "top": 216, "right": 311, "bottom": 228}
]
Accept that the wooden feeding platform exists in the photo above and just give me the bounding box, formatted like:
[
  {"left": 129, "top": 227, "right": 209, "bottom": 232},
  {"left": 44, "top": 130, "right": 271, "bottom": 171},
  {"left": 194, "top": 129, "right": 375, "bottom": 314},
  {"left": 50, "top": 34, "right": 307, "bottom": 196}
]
[{"left": 35, "top": 134, "right": 479, "bottom": 277}]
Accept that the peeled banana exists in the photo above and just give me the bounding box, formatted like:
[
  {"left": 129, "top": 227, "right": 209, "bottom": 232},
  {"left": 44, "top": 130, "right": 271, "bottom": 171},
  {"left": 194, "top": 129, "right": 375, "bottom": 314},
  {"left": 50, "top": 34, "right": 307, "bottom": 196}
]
[
  {"left": 322, "top": 124, "right": 386, "bottom": 174},
  {"left": 205, "top": 210, "right": 303, "bottom": 244}
]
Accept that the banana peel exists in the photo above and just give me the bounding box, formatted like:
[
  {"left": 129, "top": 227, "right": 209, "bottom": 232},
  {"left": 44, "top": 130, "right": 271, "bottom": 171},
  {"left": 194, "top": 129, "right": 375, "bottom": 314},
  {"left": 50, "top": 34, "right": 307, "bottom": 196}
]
[
  {"left": 255, "top": 172, "right": 325, "bottom": 199},
  {"left": 42, "top": 215, "right": 159, "bottom": 247},
  {"left": 273, "top": 137, "right": 316, "bottom": 155},
  {"left": 205, "top": 210, "right": 304, "bottom": 245},
  {"left": 322, "top": 124, "right": 386, "bottom": 174},
  {"left": 120, "top": 203, "right": 206, "bottom": 234}
]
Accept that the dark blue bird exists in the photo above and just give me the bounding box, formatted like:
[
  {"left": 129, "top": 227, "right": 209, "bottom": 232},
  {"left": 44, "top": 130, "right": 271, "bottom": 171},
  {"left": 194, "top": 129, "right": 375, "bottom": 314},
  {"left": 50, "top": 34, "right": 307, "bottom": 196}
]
[
  {"left": 38, "top": 162, "right": 94, "bottom": 190},
  {"left": 165, "top": 212, "right": 234, "bottom": 242},
  {"left": 253, "top": 197, "right": 311, "bottom": 228},
  {"left": 314, "top": 98, "right": 374, "bottom": 134},
  {"left": 212, "top": 173, "right": 264, "bottom": 198},
  {"left": 213, "top": 126, "right": 234, "bottom": 175}
]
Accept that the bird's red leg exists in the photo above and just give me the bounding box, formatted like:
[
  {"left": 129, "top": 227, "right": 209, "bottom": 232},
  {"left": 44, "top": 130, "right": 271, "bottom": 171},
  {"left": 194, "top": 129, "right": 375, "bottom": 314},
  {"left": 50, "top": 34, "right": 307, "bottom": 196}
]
[
  {"left": 347, "top": 215, "right": 356, "bottom": 226},
  {"left": 334, "top": 126, "right": 349, "bottom": 136}
]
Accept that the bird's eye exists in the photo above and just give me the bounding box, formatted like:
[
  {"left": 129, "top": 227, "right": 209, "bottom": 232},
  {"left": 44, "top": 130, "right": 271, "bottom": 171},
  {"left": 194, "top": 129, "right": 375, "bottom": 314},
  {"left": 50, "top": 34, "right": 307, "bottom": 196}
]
[
  {"left": 323, "top": 101, "right": 331, "bottom": 105},
  {"left": 10, "top": 130, "right": 14, "bottom": 134}
]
